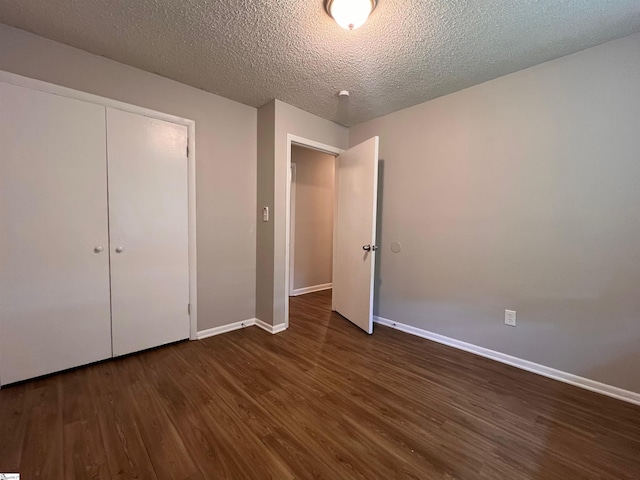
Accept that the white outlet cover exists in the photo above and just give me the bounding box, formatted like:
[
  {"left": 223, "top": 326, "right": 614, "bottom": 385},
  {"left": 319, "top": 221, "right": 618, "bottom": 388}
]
[{"left": 505, "top": 309, "right": 516, "bottom": 326}]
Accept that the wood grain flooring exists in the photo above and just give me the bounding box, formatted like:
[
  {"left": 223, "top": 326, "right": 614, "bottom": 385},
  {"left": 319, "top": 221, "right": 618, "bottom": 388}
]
[{"left": 1, "top": 289, "right": 639, "bottom": 479}]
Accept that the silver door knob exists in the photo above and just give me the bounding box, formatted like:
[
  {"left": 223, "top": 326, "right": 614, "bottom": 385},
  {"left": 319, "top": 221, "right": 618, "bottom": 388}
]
[
  {"left": 94, "top": 245, "right": 103, "bottom": 253},
  {"left": 115, "top": 246, "right": 124, "bottom": 253},
  {"left": 363, "top": 245, "right": 371, "bottom": 251}
]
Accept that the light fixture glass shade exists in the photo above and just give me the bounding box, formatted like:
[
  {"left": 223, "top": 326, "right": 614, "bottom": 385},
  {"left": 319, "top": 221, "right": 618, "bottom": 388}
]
[{"left": 327, "top": 0, "right": 376, "bottom": 30}]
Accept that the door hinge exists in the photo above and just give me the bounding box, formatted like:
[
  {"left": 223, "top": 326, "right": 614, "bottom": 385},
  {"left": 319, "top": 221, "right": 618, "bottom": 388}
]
[
  {"left": 188, "top": 303, "right": 191, "bottom": 315},
  {"left": 186, "top": 144, "right": 189, "bottom": 158}
]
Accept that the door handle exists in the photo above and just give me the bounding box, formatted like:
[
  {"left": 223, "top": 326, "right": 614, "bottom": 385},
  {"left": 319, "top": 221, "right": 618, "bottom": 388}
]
[
  {"left": 362, "top": 245, "right": 378, "bottom": 252},
  {"left": 115, "top": 246, "right": 124, "bottom": 253},
  {"left": 94, "top": 245, "right": 103, "bottom": 253}
]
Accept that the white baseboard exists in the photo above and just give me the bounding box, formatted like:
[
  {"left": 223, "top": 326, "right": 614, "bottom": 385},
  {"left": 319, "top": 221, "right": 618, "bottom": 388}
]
[
  {"left": 374, "top": 316, "right": 640, "bottom": 406},
  {"left": 197, "top": 318, "right": 287, "bottom": 340},
  {"left": 291, "top": 283, "right": 332, "bottom": 296},
  {"left": 197, "top": 318, "right": 256, "bottom": 340},
  {"left": 255, "top": 318, "right": 288, "bottom": 334}
]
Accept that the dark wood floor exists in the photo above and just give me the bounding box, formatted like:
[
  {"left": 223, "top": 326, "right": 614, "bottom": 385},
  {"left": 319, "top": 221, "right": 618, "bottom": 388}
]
[{"left": 1, "top": 290, "right": 639, "bottom": 479}]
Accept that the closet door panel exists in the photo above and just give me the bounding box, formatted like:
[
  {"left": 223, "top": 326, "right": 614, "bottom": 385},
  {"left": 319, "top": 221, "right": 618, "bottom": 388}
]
[
  {"left": 0, "top": 83, "right": 112, "bottom": 384},
  {"left": 106, "top": 108, "right": 190, "bottom": 356}
]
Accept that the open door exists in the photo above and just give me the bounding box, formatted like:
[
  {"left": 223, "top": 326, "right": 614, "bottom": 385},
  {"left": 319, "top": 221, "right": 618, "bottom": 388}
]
[{"left": 332, "top": 137, "right": 379, "bottom": 334}]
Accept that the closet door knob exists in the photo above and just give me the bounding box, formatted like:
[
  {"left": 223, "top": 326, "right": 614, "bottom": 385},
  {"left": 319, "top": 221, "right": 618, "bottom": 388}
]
[
  {"left": 94, "top": 245, "right": 103, "bottom": 253},
  {"left": 115, "top": 246, "right": 124, "bottom": 253}
]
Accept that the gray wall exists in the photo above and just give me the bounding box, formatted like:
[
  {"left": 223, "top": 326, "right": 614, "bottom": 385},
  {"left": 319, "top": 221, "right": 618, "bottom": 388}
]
[
  {"left": 350, "top": 33, "right": 640, "bottom": 393},
  {"left": 0, "top": 24, "right": 257, "bottom": 332},
  {"left": 257, "top": 99, "right": 348, "bottom": 325},
  {"left": 291, "top": 146, "right": 335, "bottom": 291},
  {"left": 256, "top": 101, "right": 276, "bottom": 324}
]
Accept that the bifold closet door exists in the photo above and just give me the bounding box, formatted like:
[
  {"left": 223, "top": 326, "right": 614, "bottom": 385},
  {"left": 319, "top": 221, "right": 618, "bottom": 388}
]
[
  {"left": 106, "top": 108, "right": 190, "bottom": 356},
  {"left": 0, "top": 83, "right": 113, "bottom": 385}
]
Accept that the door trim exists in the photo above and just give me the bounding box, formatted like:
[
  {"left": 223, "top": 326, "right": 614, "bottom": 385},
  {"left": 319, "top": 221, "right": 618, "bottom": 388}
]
[
  {"left": 289, "top": 162, "right": 297, "bottom": 296},
  {"left": 285, "top": 134, "right": 343, "bottom": 329},
  {"left": 0, "top": 70, "right": 199, "bottom": 341}
]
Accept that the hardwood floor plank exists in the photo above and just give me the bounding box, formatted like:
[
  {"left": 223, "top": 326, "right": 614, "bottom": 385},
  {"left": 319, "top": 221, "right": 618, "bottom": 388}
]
[
  {"left": 87, "top": 360, "right": 160, "bottom": 480},
  {"left": 0, "top": 381, "right": 29, "bottom": 472},
  {"left": 63, "top": 418, "right": 111, "bottom": 480},
  {"left": 260, "top": 427, "right": 346, "bottom": 480},
  {"left": 17, "top": 377, "right": 64, "bottom": 479},
  {"left": 125, "top": 377, "right": 200, "bottom": 480},
  {"left": 142, "top": 343, "right": 294, "bottom": 480},
  {"left": 57, "top": 367, "right": 110, "bottom": 478},
  {"left": 258, "top": 382, "right": 435, "bottom": 480},
  {"left": 174, "top": 345, "right": 279, "bottom": 441},
  {"left": 97, "top": 394, "right": 159, "bottom": 480}
]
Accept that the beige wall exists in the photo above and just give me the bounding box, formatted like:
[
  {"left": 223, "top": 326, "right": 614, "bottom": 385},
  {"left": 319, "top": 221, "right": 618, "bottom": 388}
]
[
  {"left": 256, "top": 101, "right": 276, "bottom": 324},
  {"left": 291, "top": 146, "right": 335, "bottom": 291},
  {"left": 0, "top": 24, "right": 257, "bottom": 332},
  {"left": 350, "top": 33, "right": 640, "bottom": 393},
  {"left": 256, "top": 100, "right": 348, "bottom": 325}
]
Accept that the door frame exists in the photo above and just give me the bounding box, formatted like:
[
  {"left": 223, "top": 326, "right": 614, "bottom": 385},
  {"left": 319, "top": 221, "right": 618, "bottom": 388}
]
[
  {"left": 285, "top": 134, "right": 343, "bottom": 328},
  {"left": 289, "top": 162, "right": 297, "bottom": 296},
  {"left": 0, "top": 70, "right": 199, "bottom": 341}
]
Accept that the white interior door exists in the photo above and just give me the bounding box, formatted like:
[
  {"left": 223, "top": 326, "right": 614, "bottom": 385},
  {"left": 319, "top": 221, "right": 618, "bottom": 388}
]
[
  {"left": 332, "top": 137, "right": 379, "bottom": 334},
  {"left": 107, "top": 108, "right": 190, "bottom": 356},
  {"left": 0, "top": 83, "right": 113, "bottom": 384}
]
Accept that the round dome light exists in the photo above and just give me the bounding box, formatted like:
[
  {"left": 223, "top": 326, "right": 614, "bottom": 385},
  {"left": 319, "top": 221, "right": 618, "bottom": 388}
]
[{"left": 325, "top": 0, "right": 378, "bottom": 31}]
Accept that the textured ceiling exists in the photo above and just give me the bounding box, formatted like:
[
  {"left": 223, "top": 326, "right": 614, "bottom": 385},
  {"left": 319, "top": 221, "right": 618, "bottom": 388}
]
[{"left": 0, "top": 0, "right": 639, "bottom": 125}]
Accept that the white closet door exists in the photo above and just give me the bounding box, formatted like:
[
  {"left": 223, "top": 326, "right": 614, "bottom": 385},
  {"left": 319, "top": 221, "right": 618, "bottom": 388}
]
[
  {"left": 0, "top": 83, "right": 112, "bottom": 385},
  {"left": 106, "top": 108, "right": 190, "bottom": 356}
]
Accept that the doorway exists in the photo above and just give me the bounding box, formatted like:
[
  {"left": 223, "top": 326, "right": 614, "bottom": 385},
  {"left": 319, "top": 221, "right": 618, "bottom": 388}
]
[
  {"left": 284, "top": 135, "right": 380, "bottom": 333},
  {"left": 289, "top": 145, "right": 336, "bottom": 299},
  {"left": 284, "top": 135, "right": 343, "bottom": 330}
]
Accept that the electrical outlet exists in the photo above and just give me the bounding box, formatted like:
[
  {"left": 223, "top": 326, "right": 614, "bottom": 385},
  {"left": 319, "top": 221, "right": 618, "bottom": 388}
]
[{"left": 505, "top": 309, "right": 516, "bottom": 327}]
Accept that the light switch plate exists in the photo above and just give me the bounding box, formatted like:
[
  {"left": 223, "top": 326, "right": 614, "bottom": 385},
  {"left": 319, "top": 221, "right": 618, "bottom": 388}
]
[{"left": 505, "top": 309, "right": 516, "bottom": 327}]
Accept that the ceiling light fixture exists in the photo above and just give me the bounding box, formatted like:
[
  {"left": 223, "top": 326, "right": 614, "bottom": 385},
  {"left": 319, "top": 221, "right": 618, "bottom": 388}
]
[{"left": 325, "top": 0, "right": 378, "bottom": 31}]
